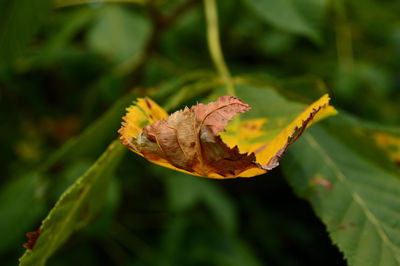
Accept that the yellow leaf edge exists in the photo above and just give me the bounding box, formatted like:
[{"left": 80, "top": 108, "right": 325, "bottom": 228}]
[{"left": 237, "top": 94, "right": 337, "bottom": 178}]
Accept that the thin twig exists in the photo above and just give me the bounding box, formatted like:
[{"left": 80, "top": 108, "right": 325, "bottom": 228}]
[
  {"left": 203, "top": 0, "right": 235, "bottom": 96},
  {"left": 203, "top": 0, "right": 240, "bottom": 138},
  {"left": 334, "top": 0, "right": 354, "bottom": 72},
  {"left": 54, "top": 0, "right": 146, "bottom": 9}
]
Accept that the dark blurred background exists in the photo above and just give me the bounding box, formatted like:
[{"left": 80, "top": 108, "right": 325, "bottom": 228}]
[{"left": 0, "top": 0, "right": 399, "bottom": 265}]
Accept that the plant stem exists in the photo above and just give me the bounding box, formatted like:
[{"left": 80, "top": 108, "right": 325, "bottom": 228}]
[
  {"left": 334, "top": 0, "right": 354, "bottom": 72},
  {"left": 204, "top": 0, "right": 235, "bottom": 96},
  {"left": 53, "top": 0, "right": 146, "bottom": 9}
]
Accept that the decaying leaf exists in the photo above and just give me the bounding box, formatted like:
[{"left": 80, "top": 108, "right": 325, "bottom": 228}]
[
  {"left": 23, "top": 230, "right": 40, "bottom": 250},
  {"left": 119, "top": 95, "right": 336, "bottom": 178}
]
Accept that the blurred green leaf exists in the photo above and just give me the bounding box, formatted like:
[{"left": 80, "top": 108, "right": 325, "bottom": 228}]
[
  {"left": 87, "top": 6, "right": 151, "bottom": 66},
  {"left": 350, "top": 117, "right": 400, "bottom": 137},
  {"left": 1, "top": 0, "right": 398, "bottom": 264},
  {"left": 149, "top": 71, "right": 217, "bottom": 105},
  {"left": 83, "top": 178, "right": 122, "bottom": 234},
  {"left": 19, "top": 140, "right": 125, "bottom": 266},
  {"left": 11, "top": 73, "right": 219, "bottom": 264},
  {"left": 0, "top": 0, "right": 51, "bottom": 65},
  {"left": 0, "top": 71, "right": 220, "bottom": 255},
  {"left": 201, "top": 184, "right": 238, "bottom": 234},
  {"left": 40, "top": 8, "right": 95, "bottom": 64},
  {"left": 241, "top": 0, "right": 327, "bottom": 42},
  {"left": 162, "top": 75, "right": 223, "bottom": 111},
  {"left": 42, "top": 89, "right": 137, "bottom": 168},
  {"left": 164, "top": 172, "right": 238, "bottom": 233},
  {"left": 215, "top": 238, "right": 263, "bottom": 266},
  {"left": 0, "top": 89, "right": 136, "bottom": 256},
  {"left": 236, "top": 74, "right": 329, "bottom": 104},
  {"left": 158, "top": 215, "right": 188, "bottom": 265},
  {"left": 320, "top": 113, "right": 400, "bottom": 173},
  {"left": 0, "top": 173, "right": 47, "bottom": 255},
  {"left": 256, "top": 30, "right": 296, "bottom": 56},
  {"left": 282, "top": 124, "right": 400, "bottom": 266},
  {"left": 165, "top": 173, "right": 204, "bottom": 211}
]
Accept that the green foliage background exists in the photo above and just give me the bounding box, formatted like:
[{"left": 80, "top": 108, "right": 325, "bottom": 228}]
[{"left": 0, "top": 0, "right": 400, "bottom": 265}]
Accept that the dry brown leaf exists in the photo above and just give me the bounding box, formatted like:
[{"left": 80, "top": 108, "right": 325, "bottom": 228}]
[
  {"left": 130, "top": 96, "right": 259, "bottom": 177},
  {"left": 119, "top": 94, "right": 336, "bottom": 178}
]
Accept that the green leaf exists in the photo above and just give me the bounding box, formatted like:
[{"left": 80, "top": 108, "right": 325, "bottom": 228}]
[
  {"left": 87, "top": 6, "right": 151, "bottom": 65},
  {"left": 46, "top": 71, "right": 221, "bottom": 166},
  {"left": 0, "top": 72, "right": 218, "bottom": 255},
  {"left": 282, "top": 124, "right": 400, "bottom": 266},
  {"left": 19, "top": 140, "right": 126, "bottom": 266},
  {"left": 165, "top": 173, "right": 205, "bottom": 211},
  {"left": 236, "top": 74, "right": 329, "bottom": 104},
  {"left": 42, "top": 89, "right": 137, "bottom": 169},
  {"left": 0, "top": 89, "right": 136, "bottom": 255},
  {"left": 40, "top": 7, "right": 95, "bottom": 64},
  {"left": 241, "top": 0, "right": 327, "bottom": 42},
  {"left": 164, "top": 172, "right": 238, "bottom": 233},
  {"left": 215, "top": 79, "right": 400, "bottom": 265},
  {"left": 0, "top": 0, "right": 52, "bottom": 65},
  {"left": 214, "top": 239, "right": 263, "bottom": 266},
  {"left": 0, "top": 173, "right": 47, "bottom": 255},
  {"left": 320, "top": 113, "right": 400, "bottom": 173},
  {"left": 10, "top": 73, "right": 218, "bottom": 263},
  {"left": 201, "top": 183, "right": 238, "bottom": 234}
]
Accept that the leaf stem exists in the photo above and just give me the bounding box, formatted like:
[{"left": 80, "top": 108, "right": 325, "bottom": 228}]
[
  {"left": 53, "top": 0, "right": 146, "bottom": 9},
  {"left": 204, "top": 0, "right": 235, "bottom": 96},
  {"left": 334, "top": 0, "right": 354, "bottom": 72}
]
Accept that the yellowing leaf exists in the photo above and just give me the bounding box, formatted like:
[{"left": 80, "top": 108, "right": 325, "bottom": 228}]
[
  {"left": 373, "top": 132, "right": 400, "bottom": 164},
  {"left": 247, "top": 94, "right": 336, "bottom": 166},
  {"left": 220, "top": 118, "right": 269, "bottom": 155},
  {"left": 119, "top": 94, "right": 336, "bottom": 178},
  {"left": 118, "top": 98, "right": 168, "bottom": 150}
]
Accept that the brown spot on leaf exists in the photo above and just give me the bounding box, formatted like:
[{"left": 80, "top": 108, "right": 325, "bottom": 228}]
[
  {"left": 254, "top": 143, "right": 268, "bottom": 154},
  {"left": 339, "top": 225, "right": 346, "bottom": 231},
  {"left": 145, "top": 98, "right": 152, "bottom": 109},
  {"left": 23, "top": 229, "right": 40, "bottom": 250},
  {"left": 311, "top": 174, "right": 333, "bottom": 190},
  {"left": 328, "top": 219, "right": 336, "bottom": 228},
  {"left": 81, "top": 204, "right": 89, "bottom": 220}
]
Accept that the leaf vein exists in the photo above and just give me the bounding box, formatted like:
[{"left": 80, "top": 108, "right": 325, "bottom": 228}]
[{"left": 305, "top": 133, "right": 400, "bottom": 264}]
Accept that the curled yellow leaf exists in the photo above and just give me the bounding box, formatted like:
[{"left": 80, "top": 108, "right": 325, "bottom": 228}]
[{"left": 119, "top": 94, "right": 336, "bottom": 178}]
